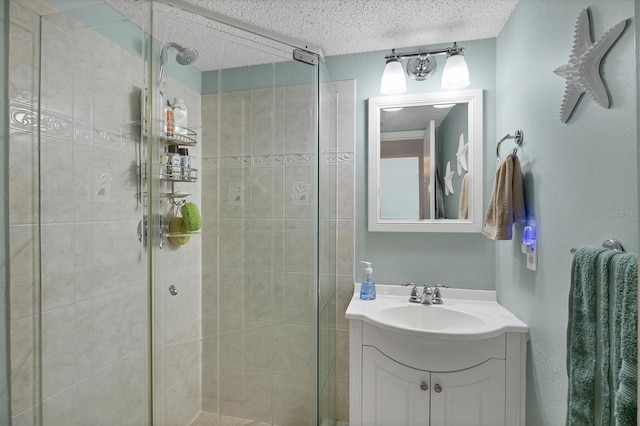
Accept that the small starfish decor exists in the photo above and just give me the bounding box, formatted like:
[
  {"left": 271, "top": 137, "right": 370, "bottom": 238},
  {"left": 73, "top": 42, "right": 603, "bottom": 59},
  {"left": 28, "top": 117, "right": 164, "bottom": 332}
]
[
  {"left": 444, "top": 161, "right": 454, "bottom": 197},
  {"left": 456, "top": 133, "right": 468, "bottom": 176},
  {"left": 554, "top": 8, "right": 628, "bottom": 123}
]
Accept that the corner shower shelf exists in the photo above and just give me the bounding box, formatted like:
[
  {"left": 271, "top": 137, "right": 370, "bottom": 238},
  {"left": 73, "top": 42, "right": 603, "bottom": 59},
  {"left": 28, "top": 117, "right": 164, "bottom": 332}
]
[
  {"left": 162, "top": 127, "right": 197, "bottom": 146},
  {"left": 166, "top": 230, "right": 201, "bottom": 238},
  {"left": 160, "top": 166, "right": 199, "bottom": 182},
  {"left": 161, "top": 191, "right": 191, "bottom": 199}
]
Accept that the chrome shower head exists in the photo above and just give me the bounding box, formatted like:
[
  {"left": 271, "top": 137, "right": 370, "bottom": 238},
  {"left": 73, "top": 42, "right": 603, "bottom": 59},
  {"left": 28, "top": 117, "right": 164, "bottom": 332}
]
[
  {"left": 158, "top": 42, "right": 199, "bottom": 93},
  {"left": 168, "top": 42, "right": 199, "bottom": 65}
]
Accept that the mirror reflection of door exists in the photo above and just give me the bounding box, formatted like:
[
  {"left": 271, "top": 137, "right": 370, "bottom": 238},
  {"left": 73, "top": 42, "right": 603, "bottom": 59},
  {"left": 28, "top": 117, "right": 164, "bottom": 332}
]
[{"left": 380, "top": 120, "right": 435, "bottom": 219}]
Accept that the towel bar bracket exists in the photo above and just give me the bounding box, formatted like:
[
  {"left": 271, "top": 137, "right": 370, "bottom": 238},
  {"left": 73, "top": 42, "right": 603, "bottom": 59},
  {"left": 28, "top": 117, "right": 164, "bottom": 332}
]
[
  {"left": 570, "top": 239, "right": 624, "bottom": 254},
  {"left": 603, "top": 239, "right": 624, "bottom": 252}
]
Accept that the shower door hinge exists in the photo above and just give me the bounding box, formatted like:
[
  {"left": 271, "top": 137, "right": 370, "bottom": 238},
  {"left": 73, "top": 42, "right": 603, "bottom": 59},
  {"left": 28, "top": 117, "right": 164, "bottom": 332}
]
[{"left": 293, "top": 49, "right": 319, "bottom": 66}]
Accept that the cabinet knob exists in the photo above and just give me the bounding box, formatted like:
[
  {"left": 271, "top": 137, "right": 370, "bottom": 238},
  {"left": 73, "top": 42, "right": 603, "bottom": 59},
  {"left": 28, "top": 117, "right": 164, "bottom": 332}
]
[
  {"left": 434, "top": 383, "right": 442, "bottom": 393},
  {"left": 420, "top": 381, "right": 428, "bottom": 391}
]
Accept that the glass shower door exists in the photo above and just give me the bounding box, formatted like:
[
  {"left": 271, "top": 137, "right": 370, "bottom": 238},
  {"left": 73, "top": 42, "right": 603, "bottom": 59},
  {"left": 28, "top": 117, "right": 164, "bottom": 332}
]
[
  {"left": 38, "top": 4, "right": 151, "bottom": 424},
  {"left": 150, "top": 2, "right": 327, "bottom": 424},
  {"left": 0, "top": 0, "right": 10, "bottom": 422}
]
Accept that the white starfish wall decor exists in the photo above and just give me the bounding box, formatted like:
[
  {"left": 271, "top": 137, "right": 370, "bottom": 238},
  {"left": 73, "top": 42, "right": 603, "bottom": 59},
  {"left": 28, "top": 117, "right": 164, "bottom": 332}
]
[
  {"left": 444, "top": 161, "right": 454, "bottom": 197},
  {"left": 456, "top": 133, "right": 468, "bottom": 176},
  {"left": 554, "top": 8, "right": 628, "bottom": 123}
]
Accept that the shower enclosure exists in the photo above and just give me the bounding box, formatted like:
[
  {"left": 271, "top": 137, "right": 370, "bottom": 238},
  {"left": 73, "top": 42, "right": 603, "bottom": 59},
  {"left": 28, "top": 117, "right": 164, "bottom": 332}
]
[{"left": 32, "top": 0, "right": 339, "bottom": 424}]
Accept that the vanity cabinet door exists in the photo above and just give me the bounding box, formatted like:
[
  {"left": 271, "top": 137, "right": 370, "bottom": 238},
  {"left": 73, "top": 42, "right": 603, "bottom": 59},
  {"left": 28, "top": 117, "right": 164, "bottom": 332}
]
[
  {"left": 430, "top": 359, "right": 506, "bottom": 426},
  {"left": 362, "top": 346, "right": 430, "bottom": 425}
]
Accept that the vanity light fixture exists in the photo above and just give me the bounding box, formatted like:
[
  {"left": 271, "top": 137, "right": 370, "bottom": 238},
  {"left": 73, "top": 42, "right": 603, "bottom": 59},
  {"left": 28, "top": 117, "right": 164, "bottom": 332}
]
[{"left": 380, "top": 42, "right": 470, "bottom": 94}]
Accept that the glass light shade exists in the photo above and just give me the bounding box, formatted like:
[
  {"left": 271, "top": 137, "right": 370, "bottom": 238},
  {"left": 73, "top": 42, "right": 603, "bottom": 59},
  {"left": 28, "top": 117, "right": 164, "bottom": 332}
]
[
  {"left": 441, "top": 54, "right": 470, "bottom": 90},
  {"left": 380, "top": 60, "right": 407, "bottom": 94}
]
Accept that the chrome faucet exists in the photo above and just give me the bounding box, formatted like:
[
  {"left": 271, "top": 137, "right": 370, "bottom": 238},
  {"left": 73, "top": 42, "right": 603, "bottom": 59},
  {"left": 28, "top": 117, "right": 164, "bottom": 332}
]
[
  {"left": 402, "top": 282, "right": 421, "bottom": 303},
  {"left": 432, "top": 284, "right": 448, "bottom": 304},
  {"left": 420, "top": 285, "right": 434, "bottom": 304},
  {"left": 433, "top": 284, "right": 444, "bottom": 305},
  {"left": 402, "top": 283, "right": 447, "bottom": 305},
  {"left": 403, "top": 283, "right": 443, "bottom": 305}
]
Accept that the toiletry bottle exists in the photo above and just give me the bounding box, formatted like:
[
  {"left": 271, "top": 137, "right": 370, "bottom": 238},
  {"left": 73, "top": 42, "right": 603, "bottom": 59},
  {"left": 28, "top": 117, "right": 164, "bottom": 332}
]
[
  {"left": 167, "top": 145, "right": 181, "bottom": 179},
  {"left": 359, "top": 261, "right": 376, "bottom": 300},
  {"left": 165, "top": 100, "right": 174, "bottom": 134},
  {"left": 161, "top": 146, "right": 170, "bottom": 178},
  {"left": 179, "top": 147, "right": 191, "bottom": 178},
  {"left": 172, "top": 98, "right": 187, "bottom": 135}
]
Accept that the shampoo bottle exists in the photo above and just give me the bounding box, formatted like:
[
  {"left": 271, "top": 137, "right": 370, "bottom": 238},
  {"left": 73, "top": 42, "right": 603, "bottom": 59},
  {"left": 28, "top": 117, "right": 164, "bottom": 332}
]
[
  {"left": 172, "top": 97, "right": 188, "bottom": 135},
  {"left": 359, "top": 261, "right": 376, "bottom": 300},
  {"left": 165, "top": 100, "right": 174, "bottom": 134},
  {"left": 167, "top": 145, "right": 181, "bottom": 179},
  {"left": 179, "top": 147, "right": 191, "bottom": 178}
]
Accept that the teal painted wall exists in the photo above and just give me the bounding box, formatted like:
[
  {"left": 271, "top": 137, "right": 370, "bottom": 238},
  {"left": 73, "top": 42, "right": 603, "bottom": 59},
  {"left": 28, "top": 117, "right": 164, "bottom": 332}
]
[
  {"left": 325, "top": 39, "right": 497, "bottom": 288},
  {"left": 496, "top": 0, "right": 637, "bottom": 424},
  {"left": 202, "top": 60, "right": 317, "bottom": 94}
]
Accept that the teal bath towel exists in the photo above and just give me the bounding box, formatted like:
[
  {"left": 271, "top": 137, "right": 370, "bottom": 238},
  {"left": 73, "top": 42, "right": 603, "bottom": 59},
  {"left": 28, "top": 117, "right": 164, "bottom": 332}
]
[
  {"left": 597, "top": 249, "right": 618, "bottom": 426},
  {"left": 613, "top": 253, "right": 637, "bottom": 426},
  {"left": 566, "top": 246, "right": 608, "bottom": 425}
]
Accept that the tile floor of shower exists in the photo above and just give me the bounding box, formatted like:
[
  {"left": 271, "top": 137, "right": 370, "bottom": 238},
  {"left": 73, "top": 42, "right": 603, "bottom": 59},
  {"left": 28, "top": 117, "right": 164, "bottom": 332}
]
[
  {"left": 190, "top": 412, "right": 346, "bottom": 426},
  {"left": 190, "top": 412, "right": 271, "bottom": 426}
]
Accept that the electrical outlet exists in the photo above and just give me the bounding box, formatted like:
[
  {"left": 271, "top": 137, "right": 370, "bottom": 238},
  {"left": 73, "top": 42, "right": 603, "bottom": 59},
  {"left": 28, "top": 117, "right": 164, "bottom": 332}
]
[
  {"left": 526, "top": 245, "right": 537, "bottom": 271},
  {"left": 521, "top": 243, "right": 538, "bottom": 271}
]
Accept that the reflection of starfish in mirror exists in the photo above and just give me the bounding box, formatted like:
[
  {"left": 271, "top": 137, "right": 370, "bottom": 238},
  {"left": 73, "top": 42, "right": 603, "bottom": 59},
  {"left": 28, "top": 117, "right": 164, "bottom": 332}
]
[
  {"left": 444, "top": 161, "right": 454, "bottom": 197},
  {"left": 554, "top": 8, "right": 627, "bottom": 123},
  {"left": 456, "top": 133, "right": 468, "bottom": 176}
]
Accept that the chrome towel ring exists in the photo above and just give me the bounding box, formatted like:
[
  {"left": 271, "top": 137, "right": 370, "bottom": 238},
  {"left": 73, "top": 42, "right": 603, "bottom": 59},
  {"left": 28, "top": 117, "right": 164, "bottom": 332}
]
[{"left": 496, "top": 129, "right": 524, "bottom": 163}]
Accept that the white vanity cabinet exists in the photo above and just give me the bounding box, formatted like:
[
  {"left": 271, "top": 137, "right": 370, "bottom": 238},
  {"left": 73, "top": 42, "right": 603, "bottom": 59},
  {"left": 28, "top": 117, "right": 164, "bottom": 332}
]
[{"left": 350, "top": 320, "right": 527, "bottom": 426}]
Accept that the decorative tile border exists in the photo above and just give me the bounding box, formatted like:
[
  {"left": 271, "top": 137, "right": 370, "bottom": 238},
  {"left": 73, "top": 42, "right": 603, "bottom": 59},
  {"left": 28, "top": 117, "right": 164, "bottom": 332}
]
[
  {"left": 10, "top": 99, "right": 122, "bottom": 149},
  {"left": 92, "top": 128, "right": 122, "bottom": 149},
  {"left": 322, "top": 151, "right": 354, "bottom": 165},
  {"left": 10, "top": 99, "right": 74, "bottom": 140},
  {"left": 9, "top": 100, "right": 39, "bottom": 133},
  {"left": 74, "top": 121, "right": 93, "bottom": 144},
  {"left": 285, "top": 153, "right": 313, "bottom": 165},
  {"left": 203, "top": 150, "right": 354, "bottom": 169}
]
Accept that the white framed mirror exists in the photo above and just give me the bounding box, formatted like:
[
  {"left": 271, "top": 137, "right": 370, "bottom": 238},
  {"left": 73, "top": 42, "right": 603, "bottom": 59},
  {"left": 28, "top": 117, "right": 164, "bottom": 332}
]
[{"left": 368, "top": 89, "right": 483, "bottom": 232}]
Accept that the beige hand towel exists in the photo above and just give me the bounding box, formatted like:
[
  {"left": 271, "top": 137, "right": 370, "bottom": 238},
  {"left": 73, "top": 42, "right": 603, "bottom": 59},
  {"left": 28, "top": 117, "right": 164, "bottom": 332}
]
[
  {"left": 458, "top": 173, "right": 470, "bottom": 219},
  {"left": 482, "top": 154, "right": 526, "bottom": 240}
]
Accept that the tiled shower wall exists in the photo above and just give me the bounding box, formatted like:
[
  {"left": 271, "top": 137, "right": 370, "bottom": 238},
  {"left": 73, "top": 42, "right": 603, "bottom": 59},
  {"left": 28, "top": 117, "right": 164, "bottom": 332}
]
[
  {"left": 200, "top": 84, "right": 319, "bottom": 425},
  {"left": 7, "top": 1, "right": 203, "bottom": 424},
  {"left": 200, "top": 79, "right": 354, "bottom": 425},
  {"left": 328, "top": 81, "right": 355, "bottom": 423},
  {"left": 9, "top": 2, "right": 66, "bottom": 422},
  {"left": 155, "top": 78, "right": 203, "bottom": 425}
]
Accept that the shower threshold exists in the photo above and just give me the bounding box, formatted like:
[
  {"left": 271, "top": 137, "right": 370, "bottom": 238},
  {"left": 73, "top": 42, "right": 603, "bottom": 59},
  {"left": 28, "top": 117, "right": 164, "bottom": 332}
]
[{"left": 190, "top": 412, "right": 273, "bottom": 426}]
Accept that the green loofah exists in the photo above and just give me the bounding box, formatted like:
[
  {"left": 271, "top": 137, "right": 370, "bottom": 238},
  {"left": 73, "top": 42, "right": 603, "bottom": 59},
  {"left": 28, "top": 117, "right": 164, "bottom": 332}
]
[
  {"left": 181, "top": 202, "right": 201, "bottom": 231},
  {"left": 168, "top": 217, "right": 190, "bottom": 246}
]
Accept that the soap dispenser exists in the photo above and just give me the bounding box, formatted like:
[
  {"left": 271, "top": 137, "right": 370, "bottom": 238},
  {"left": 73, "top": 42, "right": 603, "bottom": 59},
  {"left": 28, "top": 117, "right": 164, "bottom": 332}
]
[{"left": 359, "top": 261, "right": 376, "bottom": 300}]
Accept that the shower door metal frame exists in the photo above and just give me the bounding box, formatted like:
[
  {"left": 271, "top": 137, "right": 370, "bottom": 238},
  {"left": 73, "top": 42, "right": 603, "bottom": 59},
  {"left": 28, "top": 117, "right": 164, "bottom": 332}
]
[{"left": 153, "top": 0, "right": 324, "bottom": 61}]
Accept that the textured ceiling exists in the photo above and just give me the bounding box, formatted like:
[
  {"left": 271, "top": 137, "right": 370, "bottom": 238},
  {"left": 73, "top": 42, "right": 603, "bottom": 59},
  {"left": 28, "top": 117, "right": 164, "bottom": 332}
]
[{"left": 106, "top": 0, "right": 518, "bottom": 71}]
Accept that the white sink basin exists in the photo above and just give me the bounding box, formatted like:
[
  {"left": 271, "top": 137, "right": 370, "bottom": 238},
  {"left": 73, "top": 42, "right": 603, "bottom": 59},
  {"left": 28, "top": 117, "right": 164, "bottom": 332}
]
[
  {"left": 376, "top": 304, "right": 485, "bottom": 333},
  {"left": 345, "top": 284, "right": 528, "bottom": 340}
]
